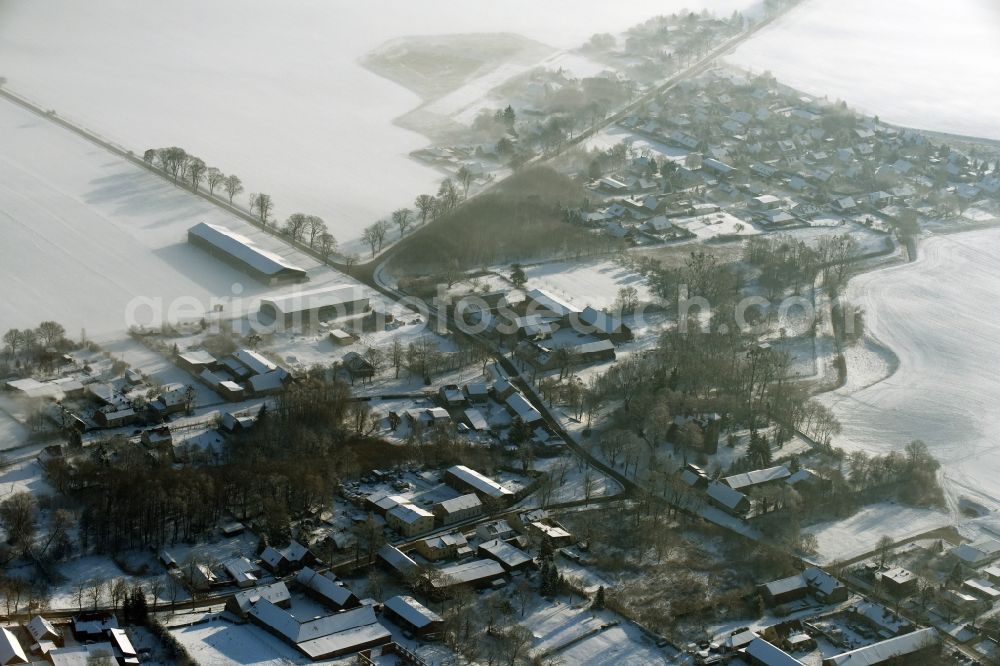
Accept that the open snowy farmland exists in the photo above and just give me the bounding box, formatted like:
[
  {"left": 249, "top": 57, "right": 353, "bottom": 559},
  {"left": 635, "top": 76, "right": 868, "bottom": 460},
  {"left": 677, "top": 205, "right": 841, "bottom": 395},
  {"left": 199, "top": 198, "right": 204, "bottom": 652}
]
[
  {"left": 522, "top": 259, "right": 652, "bottom": 310},
  {"left": 0, "top": 0, "right": 758, "bottom": 245},
  {"left": 0, "top": 97, "right": 361, "bottom": 340},
  {"left": 820, "top": 228, "right": 1000, "bottom": 513},
  {"left": 728, "top": 0, "right": 1000, "bottom": 141}
]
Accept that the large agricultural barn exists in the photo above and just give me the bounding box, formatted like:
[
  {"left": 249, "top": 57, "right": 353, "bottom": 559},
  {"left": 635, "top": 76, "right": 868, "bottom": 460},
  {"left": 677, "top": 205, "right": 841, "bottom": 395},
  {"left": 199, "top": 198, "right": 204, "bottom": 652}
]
[
  {"left": 259, "top": 285, "right": 369, "bottom": 329},
  {"left": 188, "top": 222, "right": 308, "bottom": 284}
]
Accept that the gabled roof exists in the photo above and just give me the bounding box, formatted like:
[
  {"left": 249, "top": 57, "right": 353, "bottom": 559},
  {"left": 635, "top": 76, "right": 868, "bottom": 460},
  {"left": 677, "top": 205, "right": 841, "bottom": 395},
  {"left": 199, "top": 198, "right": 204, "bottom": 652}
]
[
  {"left": 296, "top": 566, "right": 355, "bottom": 607},
  {"left": 707, "top": 480, "right": 748, "bottom": 511},
  {"left": 723, "top": 465, "right": 791, "bottom": 490},
  {"left": 524, "top": 288, "right": 580, "bottom": 318},
  {"left": 745, "top": 637, "right": 805, "bottom": 666},
  {"left": 27, "top": 615, "right": 59, "bottom": 642},
  {"left": 823, "top": 627, "right": 937, "bottom": 666},
  {"left": 189, "top": 222, "right": 306, "bottom": 277},
  {"left": 580, "top": 306, "right": 626, "bottom": 335},
  {"left": 383, "top": 595, "right": 442, "bottom": 629},
  {"left": 436, "top": 493, "right": 482, "bottom": 515},
  {"left": 230, "top": 581, "right": 291, "bottom": 614},
  {"left": 0, "top": 627, "right": 27, "bottom": 665},
  {"left": 233, "top": 349, "right": 278, "bottom": 375},
  {"left": 505, "top": 392, "right": 543, "bottom": 425},
  {"left": 447, "top": 465, "right": 515, "bottom": 498}
]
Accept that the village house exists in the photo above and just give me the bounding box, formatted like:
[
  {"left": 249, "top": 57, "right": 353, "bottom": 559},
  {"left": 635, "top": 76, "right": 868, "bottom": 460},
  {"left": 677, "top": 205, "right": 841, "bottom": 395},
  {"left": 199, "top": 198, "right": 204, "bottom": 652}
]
[
  {"left": 706, "top": 480, "right": 751, "bottom": 517},
  {"left": 175, "top": 349, "right": 218, "bottom": 375},
  {"left": 247, "top": 599, "right": 391, "bottom": 660},
  {"left": 415, "top": 532, "right": 470, "bottom": 561},
  {"left": 429, "top": 559, "right": 506, "bottom": 593},
  {"left": 260, "top": 540, "right": 314, "bottom": 575},
  {"left": 296, "top": 567, "right": 360, "bottom": 611},
  {"left": 877, "top": 567, "right": 917, "bottom": 597},
  {"left": 432, "top": 493, "right": 482, "bottom": 526},
  {"left": 478, "top": 539, "right": 532, "bottom": 572},
  {"left": 723, "top": 465, "right": 791, "bottom": 492},
  {"left": 386, "top": 502, "right": 435, "bottom": 537}
]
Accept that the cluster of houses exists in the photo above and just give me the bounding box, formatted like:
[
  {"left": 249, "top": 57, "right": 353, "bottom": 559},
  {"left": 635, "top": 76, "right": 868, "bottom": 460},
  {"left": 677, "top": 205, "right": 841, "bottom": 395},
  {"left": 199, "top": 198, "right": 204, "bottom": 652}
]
[
  {"left": 5, "top": 360, "right": 198, "bottom": 434},
  {"left": 176, "top": 346, "right": 292, "bottom": 400},
  {"left": 377, "top": 506, "right": 573, "bottom": 598},
  {"left": 575, "top": 69, "right": 999, "bottom": 246},
  {"left": 681, "top": 461, "right": 831, "bottom": 519},
  {"left": 0, "top": 614, "right": 139, "bottom": 666}
]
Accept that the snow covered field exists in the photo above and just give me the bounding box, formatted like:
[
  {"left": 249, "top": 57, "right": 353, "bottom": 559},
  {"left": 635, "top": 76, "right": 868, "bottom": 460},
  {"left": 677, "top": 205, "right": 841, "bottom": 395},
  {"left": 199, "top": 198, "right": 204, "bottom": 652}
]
[
  {"left": 820, "top": 228, "right": 1000, "bottom": 512},
  {"left": 523, "top": 260, "right": 652, "bottom": 311},
  {"left": 0, "top": 0, "right": 757, "bottom": 244},
  {"left": 0, "top": 97, "right": 360, "bottom": 339},
  {"left": 728, "top": 0, "right": 1000, "bottom": 141},
  {"left": 805, "top": 503, "right": 951, "bottom": 565}
]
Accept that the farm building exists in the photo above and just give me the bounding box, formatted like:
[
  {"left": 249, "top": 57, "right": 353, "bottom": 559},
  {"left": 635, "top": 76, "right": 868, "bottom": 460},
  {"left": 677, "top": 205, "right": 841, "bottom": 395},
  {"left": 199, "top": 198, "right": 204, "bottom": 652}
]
[
  {"left": 386, "top": 503, "right": 435, "bottom": 537},
  {"left": 444, "top": 465, "right": 514, "bottom": 502},
  {"left": 175, "top": 349, "right": 217, "bottom": 374},
  {"left": 478, "top": 539, "right": 532, "bottom": 572},
  {"left": 226, "top": 581, "right": 292, "bottom": 617},
  {"left": 378, "top": 544, "right": 417, "bottom": 578},
  {"left": 821, "top": 627, "right": 938, "bottom": 665},
  {"left": 723, "top": 465, "right": 791, "bottom": 492},
  {"left": 296, "top": 567, "right": 359, "bottom": 610},
  {"left": 579, "top": 306, "right": 632, "bottom": 342},
  {"left": 523, "top": 288, "right": 580, "bottom": 319},
  {"left": 259, "top": 286, "right": 369, "bottom": 329},
  {"left": 706, "top": 480, "right": 751, "bottom": 516},
  {"left": 430, "top": 559, "right": 506, "bottom": 592},
  {"left": 415, "top": 533, "right": 470, "bottom": 561},
  {"left": 188, "top": 222, "right": 307, "bottom": 284},
  {"left": 247, "top": 599, "right": 391, "bottom": 660},
  {"left": 260, "top": 540, "right": 314, "bottom": 574},
  {"left": 744, "top": 637, "right": 804, "bottom": 666},
  {"left": 382, "top": 595, "right": 443, "bottom": 638}
]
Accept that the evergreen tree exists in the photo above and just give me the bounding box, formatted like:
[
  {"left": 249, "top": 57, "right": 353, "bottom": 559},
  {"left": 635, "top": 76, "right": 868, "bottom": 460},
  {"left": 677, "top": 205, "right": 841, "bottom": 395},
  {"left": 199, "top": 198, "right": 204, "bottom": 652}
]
[{"left": 592, "top": 585, "right": 606, "bottom": 610}]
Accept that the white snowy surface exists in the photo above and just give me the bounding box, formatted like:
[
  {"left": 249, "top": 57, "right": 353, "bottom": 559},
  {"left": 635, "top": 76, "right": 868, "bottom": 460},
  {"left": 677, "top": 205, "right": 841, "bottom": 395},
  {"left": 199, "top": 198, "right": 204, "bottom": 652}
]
[
  {"left": 0, "top": 97, "right": 362, "bottom": 339},
  {"left": 820, "top": 229, "right": 1000, "bottom": 513},
  {"left": 523, "top": 260, "right": 652, "bottom": 310},
  {"left": 728, "top": 0, "right": 1000, "bottom": 140},
  {"left": 805, "top": 503, "right": 951, "bottom": 565},
  {"left": 0, "top": 0, "right": 758, "bottom": 244}
]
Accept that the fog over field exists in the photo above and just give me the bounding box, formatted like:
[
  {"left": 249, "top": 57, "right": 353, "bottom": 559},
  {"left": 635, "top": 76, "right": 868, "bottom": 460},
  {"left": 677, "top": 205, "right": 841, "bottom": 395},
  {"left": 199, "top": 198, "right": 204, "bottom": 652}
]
[
  {"left": 729, "top": 0, "right": 1000, "bottom": 141},
  {"left": 0, "top": 0, "right": 755, "bottom": 245}
]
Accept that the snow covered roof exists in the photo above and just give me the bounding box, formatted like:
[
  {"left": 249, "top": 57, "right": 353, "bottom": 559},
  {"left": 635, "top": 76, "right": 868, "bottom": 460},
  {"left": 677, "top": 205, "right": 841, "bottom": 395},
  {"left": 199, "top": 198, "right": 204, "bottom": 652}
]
[
  {"left": 260, "top": 285, "right": 368, "bottom": 317},
  {"left": 463, "top": 408, "right": 488, "bottom": 431},
  {"left": 107, "top": 628, "right": 137, "bottom": 658},
  {"left": 384, "top": 595, "right": 442, "bottom": 629},
  {"left": 248, "top": 599, "right": 389, "bottom": 657},
  {"left": 188, "top": 222, "right": 306, "bottom": 278},
  {"left": 823, "top": 627, "right": 937, "bottom": 666},
  {"left": 707, "top": 480, "right": 748, "bottom": 511},
  {"left": 723, "top": 465, "right": 791, "bottom": 491},
  {"left": 387, "top": 502, "right": 434, "bottom": 525},
  {"left": 249, "top": 368, "right": 290, "bottom": 393},
  {"left": 432, "top": 559, "right": 506, "bottom": 588},
  {"left": 745, "top": 637, "right": 804, "bottom": 665},
  {"left": 504, "top": 392, "right": 543, "bottom": 425},
  {"left": 951, "top": 538, "right": 1000, "bottom": 564},
  {"left": 478, "top": 538, "right": 531, "bottom": 570},
  {"left": 580, "top": 306, "right": 626, "bottom": 335},
  {"left": 0, "top": 627, "right": 27, "bottom": 666},
  {"left": 377, "top": 544, "right": 417, "bottom": 574},
  {"left": 436, "top": 493, "right": 482, "bottom": 515},
  {"left": 48, "top": 643, "right": 116, "bottom": 666},
  {"left": 230, "top": 581, "right": 291, "bottom": 614},
  {"left": 233, "top": 349, "right": 277, "bottom": 375},
  {"left": 524, "top": 288, "right": 580, "bottom": 318},
  {"left": 446, "top": 465, "right": 514, "bottom": 498},
  {"left": 27, "top": 615, "right": 59, "bottom": 642},
  {"left": 296, "top": 566, "right": 355, "bottom": 607}
]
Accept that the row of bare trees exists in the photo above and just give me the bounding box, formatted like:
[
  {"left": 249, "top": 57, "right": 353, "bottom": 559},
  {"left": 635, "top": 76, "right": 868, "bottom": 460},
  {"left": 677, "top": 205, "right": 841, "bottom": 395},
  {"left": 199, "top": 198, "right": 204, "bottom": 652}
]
[{"left": 143, "top": 146, "right": 244, "bottom": 204}]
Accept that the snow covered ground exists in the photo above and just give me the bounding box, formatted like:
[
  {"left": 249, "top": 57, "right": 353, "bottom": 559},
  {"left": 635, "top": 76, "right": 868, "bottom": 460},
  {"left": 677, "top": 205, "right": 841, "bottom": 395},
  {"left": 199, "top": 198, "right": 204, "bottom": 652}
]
[
  {"left": 0, "top": 97, "right": 362, "bottom": 339},
  {"left": 820, "top": 228, "right": 1000, "bottom": 512},
  {"left": 0, "top": 0, "right": 758, "bottom": 245},
  {"left": 728, "top": 0, "right": 1000, "bottom": 141},
  {"left": 522, "top": 259, "right": 652, "bottom": 311},
  {"left": 805, "top": 503, "right": 951, "bottom": 565}
]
